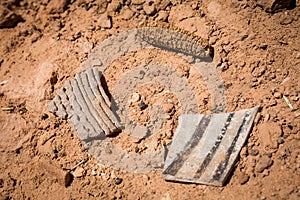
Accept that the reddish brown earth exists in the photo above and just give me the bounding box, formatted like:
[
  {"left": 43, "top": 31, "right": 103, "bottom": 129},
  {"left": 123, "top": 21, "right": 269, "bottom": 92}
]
[{"left": 0, "top": 0, "right": 299, "bottom": 199}]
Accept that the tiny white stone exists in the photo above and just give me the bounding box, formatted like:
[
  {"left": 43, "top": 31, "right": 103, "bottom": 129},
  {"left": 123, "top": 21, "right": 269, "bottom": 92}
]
[
  {"left": 72, "top": 167, "right": 85, "bottom": 178},
  {"left": 91, "top": 169, "right": 97, "bottom": 176},
  {"left": 129, "top": 93, "right": 140, "bottom": 104}
]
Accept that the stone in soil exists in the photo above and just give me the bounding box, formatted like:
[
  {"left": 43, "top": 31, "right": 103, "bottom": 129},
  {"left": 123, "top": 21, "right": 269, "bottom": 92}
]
[
  {"left": 155, "top": 10, "right": 169, "bottom": 22},
  {"left": 129, "top": 93, "right": 140, "bottom": 104},
  {"left": 98, "top": 12, "right": 112, "bottom": 29},
  {"left": 255, "top": 155, "right": 273, "bottom": 173},
  {"left": 138, "top": 101, "right": 148, "bottom": 110},
  {"left": 238, "top": 172, "right": 250, "bottom": 185},
  {"left": 249, "top": 149, "right": 259, "bottom": 156},
  {"left": 115, "top": 178, "right": 123, "bottom": 185},
  {"left": 47, "top": 0, "right": 70, "bottom": 14},
  {"left": 72, "top": 167, "right": 86, "bottom": 178},
  {"left": 143, "top": 0, "right": 156, "bottom": 16},
  {"left": 107, "top": 0, "right": 122, "bottom": 14}
]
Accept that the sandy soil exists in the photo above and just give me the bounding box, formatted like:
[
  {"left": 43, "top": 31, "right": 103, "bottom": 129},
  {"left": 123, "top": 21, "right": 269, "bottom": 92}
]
[{"left": 0, "top": 0, "right": 299, "bottom": 199}]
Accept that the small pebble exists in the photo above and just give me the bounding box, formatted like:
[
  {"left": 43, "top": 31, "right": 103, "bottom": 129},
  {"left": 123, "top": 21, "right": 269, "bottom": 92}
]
[
  {"left": 273, "top": 92, "right": 282, "bottom": 99},
  {"left": 91, "top": 169, "right": 97, "bottom": 176},
  {"left": 111, "top": 170, "right": 116, "bottom": 179},
  {"left": 142, "top": 174, "right": 149, "bottom": 181},
  {"left": 72, "top": 167, "right": 85, "bottom": 178},
  {"left": 191, "top": 3, "right": 198, "bottom": 10},
  {"left": 130, "top": 93, "right": 140, "bottom": 103},
  {"left": 138, "top": 102, "right": 147, "bottom": 110},
  {"left": 249, "top": 149, "right": 259, "bottom": 156},
  {"left": 238, "top": 172, "right": 250, "bottom": 185},
  {"left": 255, "top": 155, "right": 273, "bottom": 173},
  {"left": 240, "top": 147, "right": 248, "bottom": 157},
  {"left": 143, "top": 1, "right": 156, "bottom": 15},
  {"left": 277, "top": 138, "right": 284, "bottom": 144},
  {"left": 97, "top": 12, "right": 112, "bottom": 29},
  {"left": 115, "top": 178, "right": 123, "bottom": 185},
  {"left": 261, "top": 169, "right": 269, "bottom": 177},
  {"left": 264, "top": 114, "right": 270, "bottom": 122}
]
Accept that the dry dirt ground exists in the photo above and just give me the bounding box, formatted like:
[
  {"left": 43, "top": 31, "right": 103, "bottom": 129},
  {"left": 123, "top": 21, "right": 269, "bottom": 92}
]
[{"left": 0, "top": 0, "right": 300, "bottom": 199}]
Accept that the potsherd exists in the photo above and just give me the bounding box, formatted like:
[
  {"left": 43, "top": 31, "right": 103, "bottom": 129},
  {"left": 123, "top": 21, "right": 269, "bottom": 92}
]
[{"left": 162, "top": 107, "right": 259, "bottom": 186}]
